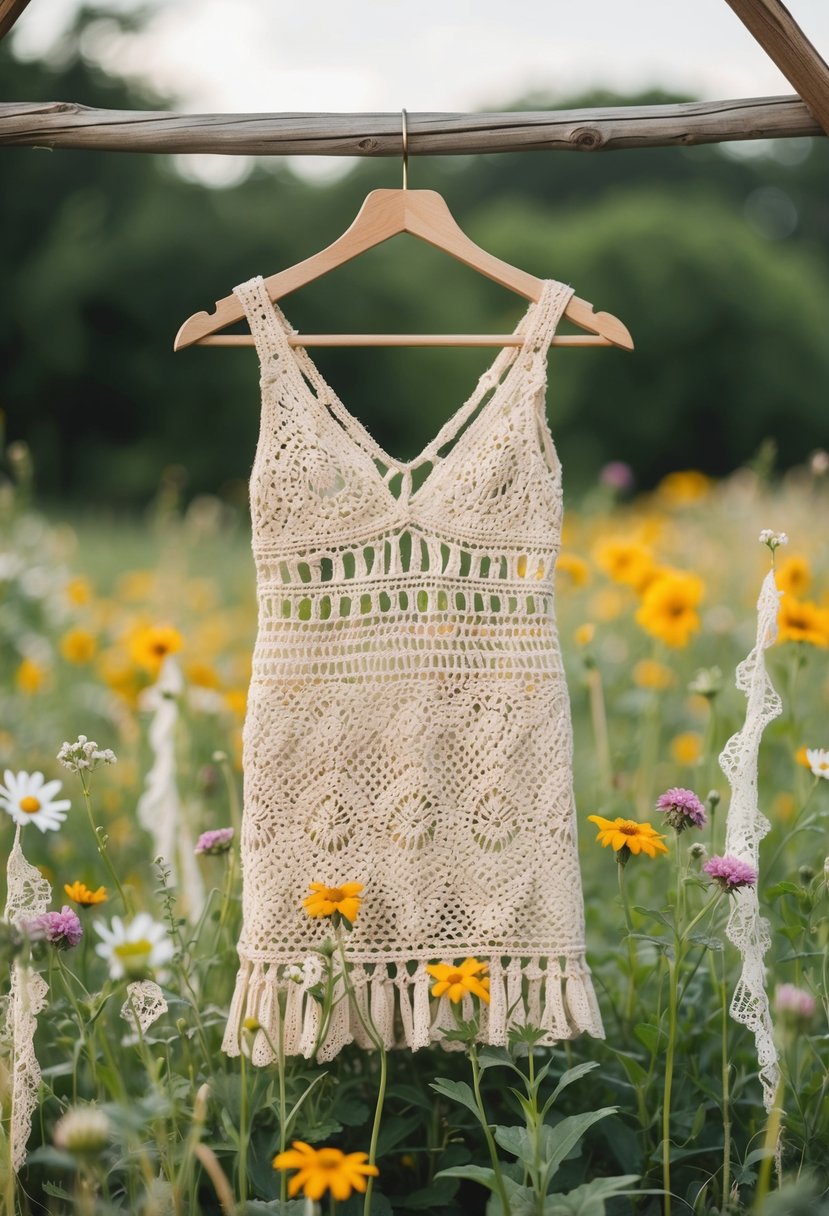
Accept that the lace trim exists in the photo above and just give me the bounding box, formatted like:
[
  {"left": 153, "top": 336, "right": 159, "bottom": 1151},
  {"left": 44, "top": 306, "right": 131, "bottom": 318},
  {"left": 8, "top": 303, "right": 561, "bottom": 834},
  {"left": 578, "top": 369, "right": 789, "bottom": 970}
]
[
  {"left": 1, "top": 826, "right": 51, "bottom": 1171},
  {"left": 221, "top": 954, "right": 604, "bottom": 1065},
  {"left": 718, "top": 569, "right": 782, "bottom": 1112}
]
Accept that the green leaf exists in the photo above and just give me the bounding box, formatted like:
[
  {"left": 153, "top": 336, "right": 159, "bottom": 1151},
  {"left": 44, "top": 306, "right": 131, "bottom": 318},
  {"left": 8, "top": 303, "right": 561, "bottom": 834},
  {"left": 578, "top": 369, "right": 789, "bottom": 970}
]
[
  {"left": 543, "top": 1174, "right": 642, "bottom": 1215},
  {"left": 539, "top": 1108, "right": 618, "bottom": 1189},
  {"left": 376, "top": 1111, "right": 422, "bottom": 1157},
  {"left": 765, "top": 881, "right": 806, "bottom": 901},
  {"left": 477, "top": 1045, "right": 520, "bottom": 1073},
  {"left": 606, "top": 1049, "right": 647, "bottom": 1087},
  {"left": 634, "top": 1022, "right": 666, "bottom": 1054},
  {"left": 435, "top": 1164, "right": 500, "bottom": 1192},
  {"left": 632, "top": 906, "right": 675, "bottom": 929},
  {"left": 430, "top": 1078, "right": 481, "bottom": 1122},
  {"left": 42, "top": 1181, "right": 74, "bottom": 1200},
  {"left": 686, "top": 932, "right": 723, "bottom": 951},
  {"left": 395, "top": 1177, "right": 460, "bottom": 1209},
  {"left": 493, "top": 1124, "right": 532, "bottom": 1162},
  {"left": 237, "top": 1203, "right": 307, "bottom": 1215},
  {"left": 547, "top": 1060, "right": 601, "bottom": 1106}
]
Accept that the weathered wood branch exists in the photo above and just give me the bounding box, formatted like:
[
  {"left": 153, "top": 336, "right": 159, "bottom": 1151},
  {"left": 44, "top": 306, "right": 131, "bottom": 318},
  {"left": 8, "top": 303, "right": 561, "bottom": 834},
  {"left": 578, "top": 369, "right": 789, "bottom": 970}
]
[
  {"left": 0, "top": 95, "right": 822, "bottom": 155},
  {"left": 723, "top": 0, "right": 829, "bottom": 136},
  {"left": 0, "top": 0, "right": 32, "bottom": 41}
]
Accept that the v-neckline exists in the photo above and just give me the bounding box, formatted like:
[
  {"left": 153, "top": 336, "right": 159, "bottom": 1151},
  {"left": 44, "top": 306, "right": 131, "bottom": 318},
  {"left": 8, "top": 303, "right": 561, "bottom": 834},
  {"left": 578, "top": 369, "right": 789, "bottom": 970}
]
[{"left": 259, "top": 278, "right": 557, "bottom": 508}]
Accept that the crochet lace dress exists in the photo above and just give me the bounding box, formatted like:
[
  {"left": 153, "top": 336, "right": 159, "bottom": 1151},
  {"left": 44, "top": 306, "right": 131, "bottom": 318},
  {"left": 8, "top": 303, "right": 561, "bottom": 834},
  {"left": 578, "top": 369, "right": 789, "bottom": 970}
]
[{"left": 221, "top": 274, "right": 605, "bottom": 1064}]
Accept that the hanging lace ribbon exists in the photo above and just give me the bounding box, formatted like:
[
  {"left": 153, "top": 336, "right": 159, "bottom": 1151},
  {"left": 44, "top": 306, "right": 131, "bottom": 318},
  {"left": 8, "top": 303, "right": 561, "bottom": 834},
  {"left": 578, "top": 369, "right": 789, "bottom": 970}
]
[
  {"left": 1, "top": 826, "right": 51, "bottom": 1170},
  {"left": 718, "top": 568, "right": 782, "bottom": 1111},
  {"left": 136, "top": 655, "right": 206, "bottom": 921},
  {"left": 120, "top": 980, "right": 168, "bottom": 1035}
]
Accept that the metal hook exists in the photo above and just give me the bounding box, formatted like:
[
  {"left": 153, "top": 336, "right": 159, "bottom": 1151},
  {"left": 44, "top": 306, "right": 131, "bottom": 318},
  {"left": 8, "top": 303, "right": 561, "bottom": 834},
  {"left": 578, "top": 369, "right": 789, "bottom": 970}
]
[{"left": 401, "top": 108, "right": 409, "bottom": 189}]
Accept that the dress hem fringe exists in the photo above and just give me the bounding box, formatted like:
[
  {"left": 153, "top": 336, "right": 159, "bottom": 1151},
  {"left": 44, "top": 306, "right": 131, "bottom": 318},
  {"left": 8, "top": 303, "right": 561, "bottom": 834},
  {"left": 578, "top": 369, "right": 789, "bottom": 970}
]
[{"left": 220, "top": 953, "right": 605, "bottom": 1065}]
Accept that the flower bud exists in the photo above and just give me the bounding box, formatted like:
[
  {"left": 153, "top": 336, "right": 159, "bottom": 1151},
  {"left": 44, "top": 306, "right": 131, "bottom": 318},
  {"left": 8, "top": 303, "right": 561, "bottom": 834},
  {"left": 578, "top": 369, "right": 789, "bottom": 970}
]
[{"left": 53, "top": 1106, "right": 111, "bottom": 1156}]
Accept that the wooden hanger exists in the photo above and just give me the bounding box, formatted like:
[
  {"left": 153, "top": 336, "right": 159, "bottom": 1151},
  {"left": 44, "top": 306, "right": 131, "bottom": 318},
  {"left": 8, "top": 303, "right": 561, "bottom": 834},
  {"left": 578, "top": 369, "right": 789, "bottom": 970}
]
[{"left": 174, "top": 114, "right": 633, "bottom": 352}]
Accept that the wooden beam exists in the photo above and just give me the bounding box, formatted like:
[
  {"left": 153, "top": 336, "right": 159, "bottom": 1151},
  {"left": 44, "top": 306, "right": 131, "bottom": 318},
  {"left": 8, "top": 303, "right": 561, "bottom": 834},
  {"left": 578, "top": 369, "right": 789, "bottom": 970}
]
[
  {"left": 0, "top": 0, "right": 33, "bottom": 41},
  {"left": 0, "top": 95, "right": 821, "bottom": 156},
  {"left": 723, "top": 0, "right": 829, "bottom": 135}
]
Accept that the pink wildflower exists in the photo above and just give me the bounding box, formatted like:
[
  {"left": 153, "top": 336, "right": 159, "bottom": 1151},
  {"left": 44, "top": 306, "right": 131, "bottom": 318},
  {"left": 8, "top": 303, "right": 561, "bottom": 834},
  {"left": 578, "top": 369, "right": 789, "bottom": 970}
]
[
  {"left": 194, "top": 827, "right": 234, "bottom": 856},
  {"left": 26, "top": 906, "right": 83, "bottom": 949},
  {"left": 657, "top": 787, "right": 707, "bottom": 832},
  {"left": 774, "top": 983, "right": 817, "bottom": 1021},
  {"left": 703, "top": 855, "right": 757, "bottom": 893}
]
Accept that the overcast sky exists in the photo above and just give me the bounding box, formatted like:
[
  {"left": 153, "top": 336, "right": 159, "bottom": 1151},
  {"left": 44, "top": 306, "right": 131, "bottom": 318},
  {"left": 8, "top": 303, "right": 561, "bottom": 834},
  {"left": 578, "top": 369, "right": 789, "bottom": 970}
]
[{"left": 11, "top": 0, "right": 829, "bottom": 183}]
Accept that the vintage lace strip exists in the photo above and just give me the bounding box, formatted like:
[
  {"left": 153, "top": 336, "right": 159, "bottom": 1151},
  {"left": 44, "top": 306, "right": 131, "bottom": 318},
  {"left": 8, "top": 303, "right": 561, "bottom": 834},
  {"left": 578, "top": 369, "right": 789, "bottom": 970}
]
[
  {"left": 718, "top": 568, "right": 782, "bottom": 1111},
  {"left": 1, "top": 826, "right": 51, "bottom": 1170},
  {"left": 137, "top": 655, "right": 205, "bottom": 920},
  {"left": 120, "top": 980, "right": 169, "bottom": 1034}
]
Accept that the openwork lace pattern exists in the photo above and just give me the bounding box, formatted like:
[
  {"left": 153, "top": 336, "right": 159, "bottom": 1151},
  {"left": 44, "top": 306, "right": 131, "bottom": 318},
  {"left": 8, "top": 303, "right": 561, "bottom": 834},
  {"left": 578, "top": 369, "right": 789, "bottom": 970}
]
[
  {"left": 221, "top": 274, "right": 605, "bottom": 1063},
  {"left": 719, "top": 569, "right": 782, "bottom": 1111},
  {"left": 1, "top": 827, "right": 51, "bottom": 1170}
]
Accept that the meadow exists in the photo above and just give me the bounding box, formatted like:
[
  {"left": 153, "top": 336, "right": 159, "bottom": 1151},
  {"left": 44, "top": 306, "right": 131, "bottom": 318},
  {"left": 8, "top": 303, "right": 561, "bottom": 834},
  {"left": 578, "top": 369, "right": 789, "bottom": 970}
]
[{"left": 1, "top": 445, "right": 828, "bottom": 1215}]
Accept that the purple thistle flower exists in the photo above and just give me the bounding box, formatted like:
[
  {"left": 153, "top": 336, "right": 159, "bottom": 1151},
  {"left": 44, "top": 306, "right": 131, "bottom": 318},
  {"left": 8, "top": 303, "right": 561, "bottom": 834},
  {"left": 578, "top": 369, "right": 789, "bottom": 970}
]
[
  {"left": 26, "top": 906, "right": 83, "bottom": 949},
  {"left": 703, "top": 854, "right": 758, "bottom": 893},
  {"left": 656, "top": 787, "right": 707, "bottom": 833},
  {"left": 599, "top": 461, "right": 635, "bottom": 493},
  {"left": 194, "top": 827, "right": 234, "bottom": 856}
]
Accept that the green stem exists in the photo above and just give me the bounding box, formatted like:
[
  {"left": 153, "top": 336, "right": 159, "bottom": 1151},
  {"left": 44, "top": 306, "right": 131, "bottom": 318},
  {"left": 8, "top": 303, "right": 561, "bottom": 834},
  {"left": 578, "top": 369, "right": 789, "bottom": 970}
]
[
  {"left": 469, "top": 1042, "right": 512, "bottom": 1216},
  {"left": 239, "top": 1043, "right": 249, "bottom": 1204},
  {"left": 618, "top": 861, "right": 637, "bottom": 1024},
  {"left": 662, "top": 956, "right": 678, "bottom": 1216},
  {"left": 752, "top": 1076, "right": 785, "bottom": 1214},
  {"left": 709, "top": 950, "right": 731, "bottom": 1212},
  {"left": 79, "top": 774, "right": 132, "bottom": 914},
  {"left": 334, "top": 929, "right": 387, "bottom": 1216},
  {"left": 54, "top": 953, "right": 98, "bottom": 1093}
]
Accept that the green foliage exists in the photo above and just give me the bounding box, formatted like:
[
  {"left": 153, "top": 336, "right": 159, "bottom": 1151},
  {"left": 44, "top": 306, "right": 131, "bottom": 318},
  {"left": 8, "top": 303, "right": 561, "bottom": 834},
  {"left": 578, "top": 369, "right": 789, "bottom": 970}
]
[{"left": 3, "top": 14, "right": 829, "bottom": 506}]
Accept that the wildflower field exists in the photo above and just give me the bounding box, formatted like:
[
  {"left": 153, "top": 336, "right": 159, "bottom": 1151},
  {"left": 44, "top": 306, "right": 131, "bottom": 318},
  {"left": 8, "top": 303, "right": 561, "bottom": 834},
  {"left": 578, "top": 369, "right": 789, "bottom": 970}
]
[{"left": 1, "top": 446, "right": 828, "bottom": 1216}]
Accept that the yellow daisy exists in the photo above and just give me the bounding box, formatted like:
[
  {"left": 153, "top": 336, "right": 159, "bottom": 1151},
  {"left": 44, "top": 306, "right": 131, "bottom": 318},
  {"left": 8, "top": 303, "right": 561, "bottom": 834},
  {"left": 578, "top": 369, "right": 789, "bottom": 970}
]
[
  {"left": 635, "top": 570, "right": 705, "bottom": 648},
  {"left": 777, "top": 597, "right": 829, "bottom": 648},
  {"left": 273, "top": 1142, "right": 378, "bottom": 1202},
  {"left": 128, "top": 623, "right": 184, "bottom": 673},
  {"left": 426, "top": 958, "right": 491, "bottom": 1004},
  {"left": 587, "top": 815, "right": 669, "bottom": 858},
  {"left": 64, "top": 880, "right": 108, "bottom": 906},
  {"left": 302, "top": 882, "right": 363, "bottom": 924}
]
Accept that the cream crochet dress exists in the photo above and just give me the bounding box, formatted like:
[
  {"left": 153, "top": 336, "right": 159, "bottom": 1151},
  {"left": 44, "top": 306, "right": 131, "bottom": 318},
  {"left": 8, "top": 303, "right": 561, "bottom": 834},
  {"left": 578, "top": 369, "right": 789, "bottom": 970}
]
[{"left": 222, "top": 275, "right": 605, "bottom": 1065}]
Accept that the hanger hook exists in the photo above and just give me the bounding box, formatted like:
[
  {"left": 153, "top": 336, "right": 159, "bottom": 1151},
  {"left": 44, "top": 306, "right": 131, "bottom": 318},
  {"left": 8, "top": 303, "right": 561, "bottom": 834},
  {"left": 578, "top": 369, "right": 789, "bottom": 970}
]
[{"left": 401, "top": 108, "right": 409, "bottom": 190}]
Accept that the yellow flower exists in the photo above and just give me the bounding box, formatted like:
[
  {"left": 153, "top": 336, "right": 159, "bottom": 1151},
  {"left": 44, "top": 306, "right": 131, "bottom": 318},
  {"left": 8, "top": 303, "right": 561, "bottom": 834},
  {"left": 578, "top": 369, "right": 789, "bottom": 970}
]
[
  {"left": 587, "top": 815, "right": 669, "bottom": 858},
  {"left": 655, "top": 470, "right": 712, "bottom": 506},
  {"left": 184, "top": 660, "right": 221, "bottom": 689},
  {"left": 593, "top": 538, "right": 657, "bottom": 592},
  {"left": 773, "top": 792, "right": 797, "bottom": 822},
  {"left": 96, "top": 648, "right": 142, "bottom": 705},
  {"left": 426, "top": 958, "right": 491, "bottom": 1004},
  {"left": 273, "top": 1142, "right": 378, "bottom": 1202},
  {"left": 303, "top": 882, "right": 363, "bottom": 924},
  {"left": 65, "top": 576, "right": 93, "bottom": 606},
  {"left": 224, "top": 689, "right": 248, "bottom": 718},
  {"left": 16, "top": 657, "right": 47, "bottom": 695},
  {"left": 777, "top": 597, "right": 829, "bottom": 647},
  {"left": 574, "top": 623, "right": 595, "bottom": 648},
  {"left": 60, "top": 628, "right": 97, "bottom": 664},
  {"left": 635, "top": 570, "right": 705, "bottom": 648},
  {"left": 633, "top": 659, "right": 674, "bottom": 691},
  {"left": 128, "top": 623, "right": 184, "bottom": 673},
  {"left": 795, "top": 745, "right": 811, "bottom": 769},
  {"left": 64, "top": 880, "right": 108, "bottom": 906},
  {"left": 670, "top": 731, "right": 703, "bottom": 766},
  {"left": 556, "top": 553, "right": 591, "bottom": 587},
  {"left": 776, "top": 556, "right": 811, "bottom": 598}
]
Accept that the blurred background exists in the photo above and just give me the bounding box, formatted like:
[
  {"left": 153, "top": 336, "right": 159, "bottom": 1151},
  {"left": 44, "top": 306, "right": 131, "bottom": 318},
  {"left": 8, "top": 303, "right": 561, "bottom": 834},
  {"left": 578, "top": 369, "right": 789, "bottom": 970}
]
[{"left": 3, "top": 0, "right": 829, "bottom": 511}]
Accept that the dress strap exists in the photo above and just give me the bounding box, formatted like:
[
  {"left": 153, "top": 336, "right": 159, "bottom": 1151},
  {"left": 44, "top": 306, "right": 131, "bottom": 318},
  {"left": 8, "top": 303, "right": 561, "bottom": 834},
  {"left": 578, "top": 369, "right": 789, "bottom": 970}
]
[
  {"left": 523, "top": 279, "right": 575, "bottom": 361},
  {"left": 232, "top": 275, "right": 296, "bottom": 375}
]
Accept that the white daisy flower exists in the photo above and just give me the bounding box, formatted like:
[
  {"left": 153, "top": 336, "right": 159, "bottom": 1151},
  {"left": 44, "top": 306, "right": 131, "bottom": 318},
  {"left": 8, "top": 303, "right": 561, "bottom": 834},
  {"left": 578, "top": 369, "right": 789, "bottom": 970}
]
[
  {"left": 0, "top": 770, "right": 71, "bottom": 833},
  {"left": 806, "top": 748, "right": 829, "bottom": 780},
  {"left": 93, "top": 913, "right": 175, "bottom": 981}
]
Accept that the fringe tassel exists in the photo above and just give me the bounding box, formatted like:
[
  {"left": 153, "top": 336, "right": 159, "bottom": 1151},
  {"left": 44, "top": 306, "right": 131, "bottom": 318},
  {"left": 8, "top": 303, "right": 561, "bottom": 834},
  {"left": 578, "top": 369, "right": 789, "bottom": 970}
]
[{"left": 222, "top": 953, "right": 604, "bottom": 1064}]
